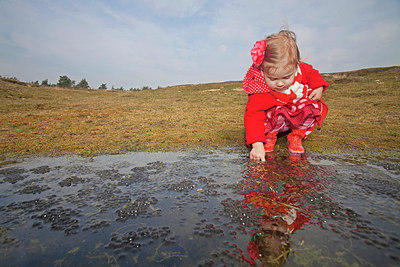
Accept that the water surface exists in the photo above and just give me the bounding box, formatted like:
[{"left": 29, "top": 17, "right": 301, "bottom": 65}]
[{"left": 0, "top": 150, "right": 399, "bottom": 266}]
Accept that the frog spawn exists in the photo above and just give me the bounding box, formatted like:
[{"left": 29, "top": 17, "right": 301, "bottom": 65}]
[
  {"left": 105, "top": 226, "right": 175, "bottom": 254},
  {"left": 32, "top": 206, "right": 81, "bottom": 235},
  {"left": 116, "top": 196, "right": 159, "bottom": 222}
]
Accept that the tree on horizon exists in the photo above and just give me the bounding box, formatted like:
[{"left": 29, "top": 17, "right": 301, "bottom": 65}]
[
  {"left": 57, "top": 75, "right": 74, "bottom": 88},
  {"left": 41, "top": 79, "right": 49, "bottom": 86},
  {"left": 76, "top": 78, "right": 90, "bottom": 89}
]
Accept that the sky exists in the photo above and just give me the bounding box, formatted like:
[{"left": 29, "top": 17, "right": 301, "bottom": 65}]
[{"left": 0, "top": 0, "right": 399, "bottom": 89}]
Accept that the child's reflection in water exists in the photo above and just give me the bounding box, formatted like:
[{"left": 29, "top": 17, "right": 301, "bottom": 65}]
[
  {"left": 243, "top": 153, "right": 319, "bottom": 266},
  {"left": 247, "top": 217, "right": 290, "bottom": 266}
]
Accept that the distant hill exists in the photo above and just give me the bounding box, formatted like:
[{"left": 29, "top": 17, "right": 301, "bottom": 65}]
[{"left": 1, "top": 65, "right": 399, "bottom": 90}]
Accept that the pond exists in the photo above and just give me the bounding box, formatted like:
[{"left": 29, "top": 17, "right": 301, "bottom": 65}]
[{"left": 0, "top": 149, "right": 399, "bottom": 266}]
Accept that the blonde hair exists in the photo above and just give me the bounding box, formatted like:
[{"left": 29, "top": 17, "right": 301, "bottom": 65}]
[{"left": 261, "top": 30, "right": 300, "bottom": 74}]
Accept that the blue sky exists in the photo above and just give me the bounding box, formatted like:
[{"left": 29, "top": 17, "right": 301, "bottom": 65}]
[{"left": 0, "top": 0, "right": 399, "bottom": 89}]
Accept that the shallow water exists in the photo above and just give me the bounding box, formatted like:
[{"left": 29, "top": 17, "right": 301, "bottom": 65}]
[{"left": 0, "top": 150, "right": 399, "bottom": 266}]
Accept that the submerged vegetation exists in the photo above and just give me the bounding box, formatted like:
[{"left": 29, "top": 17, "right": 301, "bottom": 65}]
[{"left": 0, "top": 66, "right": 399, "bottom": 158}]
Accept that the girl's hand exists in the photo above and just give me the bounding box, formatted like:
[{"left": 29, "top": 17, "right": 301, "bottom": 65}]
[
  {"left": 250, "top": 142, "right": 266, "bottom": 161},
  {"left": 308, "top": 87, "right": 323, "bottom": 101}
]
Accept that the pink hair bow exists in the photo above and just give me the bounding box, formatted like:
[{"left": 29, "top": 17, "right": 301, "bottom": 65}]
[{"left": 251, "top": 40, "right": 267, "bottom": 67}]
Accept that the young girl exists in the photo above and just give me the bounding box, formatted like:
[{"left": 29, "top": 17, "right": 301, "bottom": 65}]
[{"left": 243, "top": 30, "right": 329, "bottom": 161}]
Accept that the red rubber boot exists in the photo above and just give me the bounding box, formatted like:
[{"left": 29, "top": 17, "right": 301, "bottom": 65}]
[
  {"left": 287, "top": 128, "right": 307, "bottom": 154},
  {"left": 264, "top": 132, "right": 278, "bottom": 152}
]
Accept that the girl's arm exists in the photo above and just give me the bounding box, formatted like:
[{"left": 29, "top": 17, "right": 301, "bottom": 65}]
[
  {"left": 243, "top": 65, "right": 281, "bottom": 146},
  {"left": 244, "top": 93, "right": 281, "bottom": 146},
  {"left": 245, "top": 98, "right": 267, "bottom": 161},
  {"left": 300, "top": 62, "right": 329, "bottom": 92}
]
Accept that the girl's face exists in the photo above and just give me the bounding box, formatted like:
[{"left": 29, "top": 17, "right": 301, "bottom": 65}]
[{"left": 262, "top": 67, "right": 296, "bottom": 92}]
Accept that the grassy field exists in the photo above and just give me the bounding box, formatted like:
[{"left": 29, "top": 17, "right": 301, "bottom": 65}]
[{"left": 0, "top": 66, "right": 399, "bottom": 159}]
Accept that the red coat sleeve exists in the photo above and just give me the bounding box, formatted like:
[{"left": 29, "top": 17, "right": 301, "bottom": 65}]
[
  {"left": 244, "top": 93, "right": 281, "bottom": 145},
  {"left": 299, "top": 62, "right": 329, "bottom": 91}
]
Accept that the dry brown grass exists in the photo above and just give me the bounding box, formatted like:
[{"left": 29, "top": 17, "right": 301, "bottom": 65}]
[
  {"left": 0, "top": 66, "right": 399, "bottom": 158},
  {"left": 0, "top": 80, "right": 246, "bottom": 157},
  {"left": 315, "top": 66, "right": 400, "bottom": 154}
]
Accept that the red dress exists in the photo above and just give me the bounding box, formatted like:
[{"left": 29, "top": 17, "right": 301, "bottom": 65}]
[{"left": 243, "top": 62, "right": 329, "bottom": 146}]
